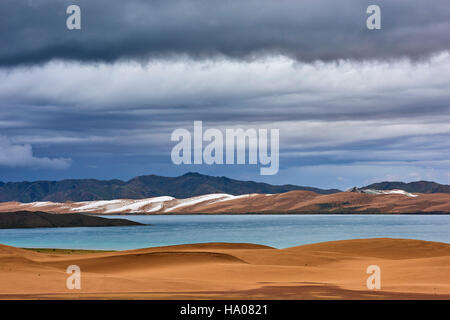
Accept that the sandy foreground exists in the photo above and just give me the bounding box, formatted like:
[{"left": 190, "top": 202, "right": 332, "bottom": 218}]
[{"left": 1, "top": 238, "right": 450, "bottom": 299}]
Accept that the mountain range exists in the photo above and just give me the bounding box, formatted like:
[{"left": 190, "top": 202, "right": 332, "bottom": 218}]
[
  {"left": 362, "top": 181, "right": 450, "bottom": 194},
  {"left": 0, "top": 172, "right": 340, "bottom": 203},
  {"left": 0, "top": 172, "right": 448, "bottom": 203}
]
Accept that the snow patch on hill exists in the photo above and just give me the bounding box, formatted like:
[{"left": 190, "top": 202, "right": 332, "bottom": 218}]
[
  {"left": 165, "top": 194, "right": 236, "bottom": 212},
  {"left": 348, "top": 187, "right": 418, "bottom": 197},
  {"left": 71, "top": 196, "right": 176, "bottom": 213}
]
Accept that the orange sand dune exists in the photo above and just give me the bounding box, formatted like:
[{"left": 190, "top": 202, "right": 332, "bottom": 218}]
[{"left": 1, "top": 238, "right": 450, "bottom": 299}]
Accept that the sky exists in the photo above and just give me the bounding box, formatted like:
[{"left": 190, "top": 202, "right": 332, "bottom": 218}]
[{"left": 0, "top": 0, "right": 449, "bottom": 189}]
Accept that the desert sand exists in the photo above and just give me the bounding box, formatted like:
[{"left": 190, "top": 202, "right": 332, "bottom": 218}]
[{"left": 1, "top": 238, "right": 450, "bottom": 299}]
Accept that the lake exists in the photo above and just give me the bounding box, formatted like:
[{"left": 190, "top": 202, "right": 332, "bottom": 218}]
[{"left": 0, "top": 214, "right": 449, "bottom": 250}]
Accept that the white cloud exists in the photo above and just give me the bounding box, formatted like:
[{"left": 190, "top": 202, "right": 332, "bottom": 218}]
[
  {"left": 0, "top": 136, "right": 71, "bottom": 169},
  {"left": 0, "top": 53, "right": 448, "bottom": 184},
  {"left": 1, "top": 52, "right": 450, "bottom": 114}
]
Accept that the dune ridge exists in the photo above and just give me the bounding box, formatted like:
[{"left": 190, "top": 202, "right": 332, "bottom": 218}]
[{"left": 0, "top": 238, "right": 450, "bottom": 299}]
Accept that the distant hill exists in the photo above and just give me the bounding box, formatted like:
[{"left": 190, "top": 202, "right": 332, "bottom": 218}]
[
  {"left": 362, "top": 181, "right": 450, "bottom": 194},
  {"left": 0, "top": 211, "right": 143, "bottom": 229},
  {"left": 0, "top": 172, "right": 340, "bottom": 203},
  {"left": 3, "top": 191, "right": 450, "bottom": 215}
]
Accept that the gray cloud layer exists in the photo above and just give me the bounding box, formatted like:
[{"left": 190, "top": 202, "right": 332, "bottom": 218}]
[
  {"left": 2, "top": 0, "right": 450, "bottom": 66},
  {"left": 1, "top": 1, "right": 449, "bottom": 187},
  {"left": 1, "top": 55, "right": 449, "bottom": 185}
]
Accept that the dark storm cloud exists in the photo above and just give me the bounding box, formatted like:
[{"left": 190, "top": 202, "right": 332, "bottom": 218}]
[
  {"left": 1, "top": 0, "right": 450, "bottom": 66},
  {"left": 1, "top": 0, "right": 449, "bottom": 186}
]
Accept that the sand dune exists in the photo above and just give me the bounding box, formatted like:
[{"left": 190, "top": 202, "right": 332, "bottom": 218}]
[
  {"left": 0, "top": 238, "right": 449, "bottom": 299},
  {"left": 1, "top": 190, "right": 449, "bottom": 214}
]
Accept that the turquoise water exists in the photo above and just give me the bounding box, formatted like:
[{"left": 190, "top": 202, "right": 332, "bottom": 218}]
[{"left": 0, "top": 214, "right": 449, "bottom": 250}]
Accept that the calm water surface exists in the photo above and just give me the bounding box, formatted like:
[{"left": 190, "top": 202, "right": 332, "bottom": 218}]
[{"left": 0, "top": 214, "right": 449, "bottom": 250}]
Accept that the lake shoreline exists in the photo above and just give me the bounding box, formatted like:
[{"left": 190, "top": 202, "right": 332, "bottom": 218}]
[
  {"left": 1, "top": 214, "right": 450, "bottom": 250},
  {"left": 89, "top": 211, "right": 450, "bottom": 215}
]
